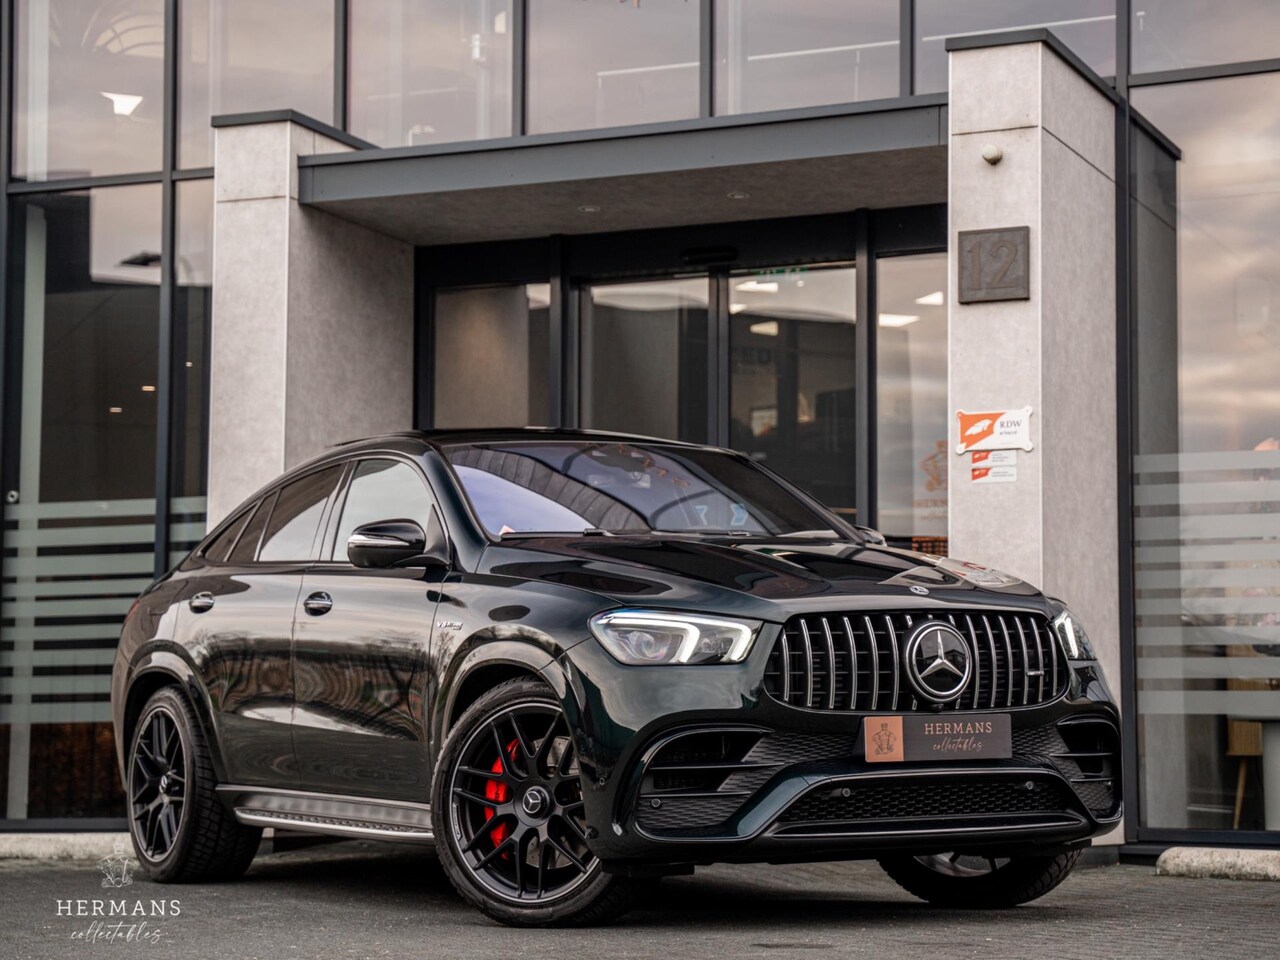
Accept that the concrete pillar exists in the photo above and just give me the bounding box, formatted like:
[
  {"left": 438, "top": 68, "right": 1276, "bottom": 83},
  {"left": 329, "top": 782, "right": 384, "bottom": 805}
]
[
  {"left": 947, "top": 39, "right": 1120, "bottom": 702},
  {"left": 209, "top": 116, "right": 415, "bottom": 525}
]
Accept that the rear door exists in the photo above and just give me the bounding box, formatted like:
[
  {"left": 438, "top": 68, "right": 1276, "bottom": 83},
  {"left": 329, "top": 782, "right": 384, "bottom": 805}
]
[
  {"left": 291, "top": 458, "right": 443, "bottom": 800},
  {"left": 181, "top": 466, "right": 343, "bottom": 785}
]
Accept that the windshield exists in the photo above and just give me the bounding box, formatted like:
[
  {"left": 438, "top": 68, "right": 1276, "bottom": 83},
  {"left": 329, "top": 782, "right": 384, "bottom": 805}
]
[{"left": 442, "top": 440, "right": 850, "bottom": 539}]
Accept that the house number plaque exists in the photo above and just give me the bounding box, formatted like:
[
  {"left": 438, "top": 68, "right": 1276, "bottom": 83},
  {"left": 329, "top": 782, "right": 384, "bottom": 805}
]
[{"left": 958, "top": 226, "right": 1030, "bottom": 304}]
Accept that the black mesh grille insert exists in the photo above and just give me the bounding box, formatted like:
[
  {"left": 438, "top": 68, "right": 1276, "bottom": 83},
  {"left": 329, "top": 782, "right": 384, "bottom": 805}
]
[{"left": 779, "top": 777, "right": 1077, "bottom": 824}]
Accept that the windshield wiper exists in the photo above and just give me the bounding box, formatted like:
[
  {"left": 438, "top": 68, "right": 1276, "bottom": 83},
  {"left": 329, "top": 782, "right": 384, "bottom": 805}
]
[
  {"left": 498, "top": 528, "right": 612, "bottom": 539},
  {"left": 649, "top": 529, "right": 756, "bottom": 537}
]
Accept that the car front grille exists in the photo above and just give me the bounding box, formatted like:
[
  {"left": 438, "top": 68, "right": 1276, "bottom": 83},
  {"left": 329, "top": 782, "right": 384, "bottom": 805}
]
[{"left": 762, "top": 609, "right": 1068, "bottom": 712}]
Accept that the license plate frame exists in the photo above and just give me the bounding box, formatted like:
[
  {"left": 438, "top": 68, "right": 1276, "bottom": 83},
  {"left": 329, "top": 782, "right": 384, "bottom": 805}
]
[{"left": 862, "top": 713, "right": 1012, "bottom": 763}]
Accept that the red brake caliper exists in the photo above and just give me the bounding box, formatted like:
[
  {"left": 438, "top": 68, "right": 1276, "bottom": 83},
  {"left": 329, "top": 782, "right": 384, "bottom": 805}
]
[{"left": 483, "top": 740, "right": 519, "bottom": 848}]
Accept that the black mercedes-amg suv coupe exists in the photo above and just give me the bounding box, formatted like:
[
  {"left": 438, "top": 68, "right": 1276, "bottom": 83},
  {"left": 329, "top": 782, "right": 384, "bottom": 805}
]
[{"left": 112, "top": 429, "right": 1119, "bottom": 926}]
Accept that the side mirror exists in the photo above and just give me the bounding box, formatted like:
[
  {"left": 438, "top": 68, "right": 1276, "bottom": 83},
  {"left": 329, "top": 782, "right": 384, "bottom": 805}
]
[
  {"left": 347, "top": 519, "right": 446, "bottom": 569},
  {"left": 854, "top": 524, "right": 887, "bottom": 546}
]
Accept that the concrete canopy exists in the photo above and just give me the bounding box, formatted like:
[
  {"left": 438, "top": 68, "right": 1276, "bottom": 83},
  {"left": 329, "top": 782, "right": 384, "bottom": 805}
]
[{"left": 288, "top": 99, "right": 949, "bottom": 245}]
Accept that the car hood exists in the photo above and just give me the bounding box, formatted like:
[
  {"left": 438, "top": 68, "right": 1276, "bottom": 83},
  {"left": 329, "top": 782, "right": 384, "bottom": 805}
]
[{"left": 482, "top": 535, "right": 1046, "bottom": 621}]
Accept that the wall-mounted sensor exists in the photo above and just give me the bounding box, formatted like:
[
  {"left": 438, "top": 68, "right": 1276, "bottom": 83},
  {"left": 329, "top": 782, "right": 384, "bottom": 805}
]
[{"left": 981, "top": 143, "right": 1004, "bottom": 165}]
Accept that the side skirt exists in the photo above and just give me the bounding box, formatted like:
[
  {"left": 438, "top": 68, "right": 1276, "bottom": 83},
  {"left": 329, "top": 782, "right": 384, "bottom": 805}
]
[{"left": 217, "top": 785, "right": 435, "bottom": 844}]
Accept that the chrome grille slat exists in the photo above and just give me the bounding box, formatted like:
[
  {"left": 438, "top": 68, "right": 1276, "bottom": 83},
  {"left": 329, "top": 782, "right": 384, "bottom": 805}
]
[
  {"left": 1014, "top": 617, "right": 1031, "bottom": 706},
  {"left": 799, "top": 618, "right": 816, "bottom": 708},
  {"left": 765, "top": 609, "right": 1066, "bottom": 713},
  {"left": 884, "top": 614, "right": 900, "bottom": 710},
  {"left": 1039, "top": 617, "right": 1057, "bottom": 696},
  {"left": 980, "top": 615, "right": 999, "bottom": 709},
  {"left": 820, "top": 617, "right": 838, "bottom": 710},
  {"left": 1029, "top": 615, "right": 1046, "bottom": 701},
  {"left": 996, "top": 616, "right": 1015, "bottom": 707},
  {"left": 855, "top": 616, "right": 874, "bottom": 711},
  {"left": 960, "top": 615, "right": 977, "bottom": 709},
  {"left": 779, "top": 630, "right": 792, "bottom": 703}
]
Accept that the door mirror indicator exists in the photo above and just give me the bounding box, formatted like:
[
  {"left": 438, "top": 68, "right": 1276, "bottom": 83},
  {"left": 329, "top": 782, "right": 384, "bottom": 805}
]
[{"left": 346, "top": 518, "right": 447, "bottom": 569}]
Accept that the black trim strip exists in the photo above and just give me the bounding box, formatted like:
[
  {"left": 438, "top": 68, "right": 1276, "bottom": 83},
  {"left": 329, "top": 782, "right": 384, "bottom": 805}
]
[
  {"left": 1115, "top": 87, "right": 1138, "bottom": 846},
  {"left": 7, "top": 171, "right": 165, "bottom": 194},
  {"left": 899, "top": 0, "right": 914, "bottom": 97},
  {"left": 153, "top": 0, "right": 179, "bottom": 579},
  {"left": 699, "top": 0, "right": 714, "bottom": 118},
  {"left": 1129, "top": 57, "right": 1280, "bottom": 89},
  {"left": 333, "top": 0, "right": 349, "bottom": 132},
  {"left": 0, "top": 0, "right": 12, "bottom": 518},
  {"left": 511, "top": 0, "right": 527, "bottom": 136},
  {"left": 854, "top": 211, "right": 876, "bottom": 527}
]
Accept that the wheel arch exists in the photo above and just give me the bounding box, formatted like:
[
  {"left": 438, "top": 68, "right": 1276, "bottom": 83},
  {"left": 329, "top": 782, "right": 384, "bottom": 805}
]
[
  {"left": 438, "top": 641, "right": 571, "bottom": 740},
  {"left": 121, "top": 650, "right": 228, "bottom": 783}
]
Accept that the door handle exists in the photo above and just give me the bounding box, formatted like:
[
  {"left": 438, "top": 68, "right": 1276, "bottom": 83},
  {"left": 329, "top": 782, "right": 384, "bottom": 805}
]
[
  {"left": 188, "top": 592, "right": 215, "bottom": 613},
  {"left": 303, "top": 591, "right": 334, "bottom": 616}
]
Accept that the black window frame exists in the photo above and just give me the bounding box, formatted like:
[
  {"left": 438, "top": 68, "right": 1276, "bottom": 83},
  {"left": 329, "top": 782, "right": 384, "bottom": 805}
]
[
  {"left": 317, "top": 454, "right": 448, "bottom": 566},
  {"left": 197, "top": 501, "right": 256, "bottom": 564},
  {"left": 227, "top": 492, "right": 277, "bottom": 565},
  {"left": 253, "top": 464, "right": 345, "bottom": 564}
]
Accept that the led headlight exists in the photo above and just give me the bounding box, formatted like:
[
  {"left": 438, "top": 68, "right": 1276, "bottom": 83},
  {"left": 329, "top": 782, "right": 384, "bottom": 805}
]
[
  {"left": 589, "top": 610, "right": 761, "bottom": 665},
  {"left": 1049, "top": 601, "right": 1096, "bottom": 661}
]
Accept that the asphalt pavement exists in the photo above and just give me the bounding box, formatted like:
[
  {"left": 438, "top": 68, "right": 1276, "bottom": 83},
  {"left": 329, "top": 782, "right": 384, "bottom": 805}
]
[{"left": 5, "top": 839, "right": 1278, "bottom": 960}]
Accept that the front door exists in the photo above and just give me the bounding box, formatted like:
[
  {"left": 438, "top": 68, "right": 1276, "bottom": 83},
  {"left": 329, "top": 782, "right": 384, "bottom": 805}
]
[{"left": 291, "top": 458, "right": 442, "bottom": 801}]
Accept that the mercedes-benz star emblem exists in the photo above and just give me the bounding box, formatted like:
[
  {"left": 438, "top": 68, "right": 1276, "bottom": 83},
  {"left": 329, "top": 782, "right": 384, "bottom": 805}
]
[{"left": 904, "top": 621, "right": 972, "bottom": 703}]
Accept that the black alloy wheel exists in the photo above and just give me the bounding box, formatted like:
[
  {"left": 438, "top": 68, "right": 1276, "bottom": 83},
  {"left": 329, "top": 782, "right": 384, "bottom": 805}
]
[
  {"left": 434, "top": 678, "right": 634, "bottom": 926},
  {"left": 879, "top": 848, "right": 1082, "bottom": 908},
  {"left": 915, "top": 853, "right": 1012, "bottom": 877},
  {"left": 450, "top": 701, "right": 594, "bottom": 902},
  {"left": 130, "top": 705, "right": 188, "bottom": 860},
  {"left": 126, "top": 687, "right": 262, "bottom": 882}
]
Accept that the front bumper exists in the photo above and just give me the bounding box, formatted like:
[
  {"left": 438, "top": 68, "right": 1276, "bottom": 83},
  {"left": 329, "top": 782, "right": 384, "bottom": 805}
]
[{"left": 560, "top": 629, "right": 1121, "bottom": 868}]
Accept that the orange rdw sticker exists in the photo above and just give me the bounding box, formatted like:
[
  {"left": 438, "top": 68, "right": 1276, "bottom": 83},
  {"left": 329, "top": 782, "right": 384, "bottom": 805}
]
[
  {"left": 957, "top": 411, "right": 999, "bottom": 450},
  {"left": 955, "top": 407, "right": 1034, "bottom": 454},
  {"left": 864, "top": 716, "right": 904, "bottom": 763}
]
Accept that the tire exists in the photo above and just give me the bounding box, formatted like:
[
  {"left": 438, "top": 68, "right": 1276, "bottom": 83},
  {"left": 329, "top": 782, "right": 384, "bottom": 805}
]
[
  {"left": 433, "top": 677, "right": 634, "bottom": 926},
  {"left": 878, "top": 849, "right": 1082, "bottom": 908},
  {"left": 127, "top": 686, "right": 262, "bottom": 882}
]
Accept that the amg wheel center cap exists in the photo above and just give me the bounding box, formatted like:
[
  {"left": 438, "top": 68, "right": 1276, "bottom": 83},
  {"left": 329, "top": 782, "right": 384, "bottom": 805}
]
[
  {"left": 159, "top": 774, "right": 170, "bottom": 794},
  {"left": 521, "top": 786, "right": 551, "bottom": 818},
  {"left": 904, "top": 621, "right": 972, "bottom": 703}
]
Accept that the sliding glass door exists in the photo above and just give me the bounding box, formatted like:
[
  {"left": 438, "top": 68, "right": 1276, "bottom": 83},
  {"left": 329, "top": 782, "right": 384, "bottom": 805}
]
[
  {"left": 728, "top": 267, "right": 858, "bottom": 520},
  {"left": 581, "top": 277, "right": 710, "bottom": 443}
]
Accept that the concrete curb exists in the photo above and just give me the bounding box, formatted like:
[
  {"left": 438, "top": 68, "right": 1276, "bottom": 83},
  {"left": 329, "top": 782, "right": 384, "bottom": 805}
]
[
  {"left": 0, "top": 833, "right": 130, "bottom": 862},
  {"left": 1156, "top": 846, "right": 1280, "bottom": 882}
]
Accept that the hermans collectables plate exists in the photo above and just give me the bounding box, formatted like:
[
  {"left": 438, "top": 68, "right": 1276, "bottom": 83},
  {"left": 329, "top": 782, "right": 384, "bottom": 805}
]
[{"left": 862, "top": 713, "right": 1012, "bottom": 763}]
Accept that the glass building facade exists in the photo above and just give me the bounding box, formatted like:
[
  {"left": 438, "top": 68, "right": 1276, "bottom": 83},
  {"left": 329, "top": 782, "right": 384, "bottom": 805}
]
[{"left": 1, "top": 0, "right": 1278, "bottom": 849}]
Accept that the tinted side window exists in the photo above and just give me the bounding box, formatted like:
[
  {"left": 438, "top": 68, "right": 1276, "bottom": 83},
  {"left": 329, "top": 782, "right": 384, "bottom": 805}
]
[
  {"left": 203, "top": 506, "right": 253, "bottom": 563},
  {"left": 228, "top": 495, "right": 274, "bottom": 564},
  {"left": 259, "top": 466, "right": 343, "bottom": 562},
  {"left": 331, "top": 460, "right": 438, "bottom": 560}
]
